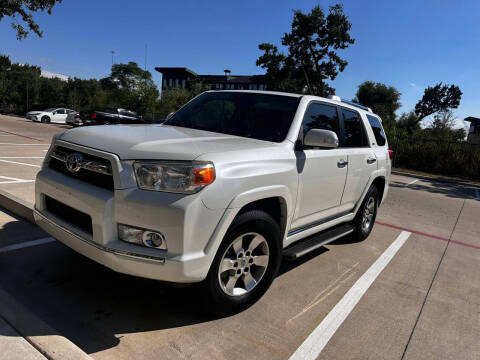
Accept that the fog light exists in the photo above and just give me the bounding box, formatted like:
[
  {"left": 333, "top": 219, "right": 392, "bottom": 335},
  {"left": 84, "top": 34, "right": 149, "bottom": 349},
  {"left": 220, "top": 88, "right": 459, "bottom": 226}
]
[
  {"left": 118, "top": 224, "right": 167, "bottom": 250},
  {"left": 142, "top": 231, "right": 165, "bottom": 248}
]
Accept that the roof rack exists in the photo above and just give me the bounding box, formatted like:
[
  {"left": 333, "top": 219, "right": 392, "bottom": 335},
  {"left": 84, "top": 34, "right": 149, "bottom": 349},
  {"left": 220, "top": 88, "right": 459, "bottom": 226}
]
[{"left": 327, "top": 95, "right": 372, "bottom": 112}]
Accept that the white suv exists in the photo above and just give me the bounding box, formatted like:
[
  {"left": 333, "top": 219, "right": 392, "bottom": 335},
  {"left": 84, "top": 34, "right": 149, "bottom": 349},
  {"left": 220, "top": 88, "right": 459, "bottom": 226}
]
[{"left": 34, "top": 91, "right": 391, "bottom": 313}]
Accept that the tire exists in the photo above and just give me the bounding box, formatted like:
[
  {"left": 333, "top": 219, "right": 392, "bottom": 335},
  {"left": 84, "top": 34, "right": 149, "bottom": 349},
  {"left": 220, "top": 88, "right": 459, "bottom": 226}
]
[
  {"left": 202, "top": 210, "right": 282, "bottom": 315},
  {"left": 41, "top": 116, "right": 50, "bottom": 123},
  {"left": 352, "top": 186, "right": 379, "bottom": 241}
]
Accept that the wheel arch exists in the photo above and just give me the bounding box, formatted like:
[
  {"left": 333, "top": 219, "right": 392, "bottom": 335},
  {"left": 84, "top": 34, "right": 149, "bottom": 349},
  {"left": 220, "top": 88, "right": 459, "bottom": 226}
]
[
  {"left": 353, "top": 172, "right": 388, "bottom": 216},
  {"left": 203, "top": 186, "right": 293, "bottom": 260}
]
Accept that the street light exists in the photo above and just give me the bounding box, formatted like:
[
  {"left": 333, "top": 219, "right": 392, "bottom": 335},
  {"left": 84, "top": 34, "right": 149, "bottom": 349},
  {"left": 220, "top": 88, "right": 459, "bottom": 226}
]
[{"left": 111, "top": 50, "right": 115, "bottom": 67}]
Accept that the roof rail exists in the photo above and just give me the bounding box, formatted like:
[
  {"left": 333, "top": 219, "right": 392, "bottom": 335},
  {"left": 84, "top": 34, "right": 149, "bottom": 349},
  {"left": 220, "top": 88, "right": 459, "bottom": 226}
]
[
  {"left": 327, "top": 95, "right": 372, "bottom": 112},
  {"left": 341, "top": 99, "right": 372, "bottom": 112}
]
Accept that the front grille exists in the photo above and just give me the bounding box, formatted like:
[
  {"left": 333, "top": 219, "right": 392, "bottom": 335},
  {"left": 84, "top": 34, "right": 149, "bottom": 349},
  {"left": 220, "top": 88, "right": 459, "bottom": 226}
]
[
  {"left": 48, "top": 146, "right": 114, "bottom": 191},
  {"left": 45, "top": 196, "right": 93, "bottom": 235}
]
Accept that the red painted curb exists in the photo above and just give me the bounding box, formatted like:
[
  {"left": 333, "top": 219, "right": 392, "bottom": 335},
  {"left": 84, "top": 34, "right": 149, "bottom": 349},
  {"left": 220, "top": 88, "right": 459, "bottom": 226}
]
[
  {"left": 376, "top": 221, "right": 480, "bottom": 250},
  {"left": 0, "top": 129, "right": 43, "bottom": 142}
]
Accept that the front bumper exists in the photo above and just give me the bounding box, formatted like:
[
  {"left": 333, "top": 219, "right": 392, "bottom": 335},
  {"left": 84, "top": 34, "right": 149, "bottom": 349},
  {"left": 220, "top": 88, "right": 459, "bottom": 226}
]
[{"left": 34, "top": 143, "right": 226, "bottom": 283}]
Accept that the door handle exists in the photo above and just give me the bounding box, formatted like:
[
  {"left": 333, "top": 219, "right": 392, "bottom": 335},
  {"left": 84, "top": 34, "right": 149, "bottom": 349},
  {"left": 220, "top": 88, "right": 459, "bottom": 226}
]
[
  {"left": 367, "top": 157, "right": 377, "bottom": 164},
  {"left": 337, "top": 159, "right": 348, "bottom": 168}
]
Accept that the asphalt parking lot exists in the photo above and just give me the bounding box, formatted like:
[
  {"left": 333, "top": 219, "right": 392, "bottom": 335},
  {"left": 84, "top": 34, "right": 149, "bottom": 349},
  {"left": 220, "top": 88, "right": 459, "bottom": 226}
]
[
  {"left": 1, "top": 114, "right": 480, "bottom": 359},
  {"left": 0, "top": 115, "right": 65, "bottom": 204}
]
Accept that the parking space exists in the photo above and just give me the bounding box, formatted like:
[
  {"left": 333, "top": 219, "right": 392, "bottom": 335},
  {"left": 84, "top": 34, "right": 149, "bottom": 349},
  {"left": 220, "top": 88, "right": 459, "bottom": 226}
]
[
  {"left": 0, "top": 115, "right": 64, "bottom": 203},
  {"left": 1, "top": 115, "right": 480, "bottom": 359}
]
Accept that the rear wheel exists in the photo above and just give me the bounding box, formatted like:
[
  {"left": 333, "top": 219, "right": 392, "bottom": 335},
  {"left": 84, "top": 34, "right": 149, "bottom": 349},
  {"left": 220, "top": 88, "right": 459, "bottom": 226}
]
[
  {"left": 203, "top": 210, "right": 282, "bottom": 315},
  {"left": 352, "top": 186, "right": 379, "bottom": 241},
  {"left": 41, "top": 116, "right": 50, "bottom": 123}
]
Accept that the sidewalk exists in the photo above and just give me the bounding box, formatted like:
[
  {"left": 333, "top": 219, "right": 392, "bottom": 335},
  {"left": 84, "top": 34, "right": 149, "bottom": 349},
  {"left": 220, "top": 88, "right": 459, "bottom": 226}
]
[{"left": 0, "top": 316, "right": 46, "bottom": 360}]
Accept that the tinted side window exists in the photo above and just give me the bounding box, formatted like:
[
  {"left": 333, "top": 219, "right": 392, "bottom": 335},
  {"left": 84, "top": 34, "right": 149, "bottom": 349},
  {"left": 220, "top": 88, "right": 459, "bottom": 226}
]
[
  {"left": 302, "top": 103, "right": 340, "bottom": 138},
  {"left": 342, "top": 109, "right": 367, "bottom": 147},
  {"left": 56, "top": 109, "right": 66, "bottom": 114},
  {"left": 367, "top": 115, "right": 387, "bottom": 146},
  {"left": 120, "top": 110, "right": 133, "bottom": 117}
]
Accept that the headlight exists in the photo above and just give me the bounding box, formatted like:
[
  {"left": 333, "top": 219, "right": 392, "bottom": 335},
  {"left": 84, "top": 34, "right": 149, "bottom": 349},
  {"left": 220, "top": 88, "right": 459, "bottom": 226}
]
[{"left": 133, "top": 161, "right": 215, "bottom": 194}]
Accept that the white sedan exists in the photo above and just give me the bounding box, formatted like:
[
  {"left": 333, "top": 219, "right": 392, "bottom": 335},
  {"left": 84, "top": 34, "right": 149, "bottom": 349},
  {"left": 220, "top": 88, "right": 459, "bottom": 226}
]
[{"left": 26, "top": 108, "right": 75, "bottom": 124}]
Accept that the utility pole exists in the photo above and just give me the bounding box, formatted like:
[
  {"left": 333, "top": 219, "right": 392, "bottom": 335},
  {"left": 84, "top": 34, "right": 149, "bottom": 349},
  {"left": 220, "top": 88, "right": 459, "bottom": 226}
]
[{"left": 25, "top": 77, "right": 29, "bottom": 112}]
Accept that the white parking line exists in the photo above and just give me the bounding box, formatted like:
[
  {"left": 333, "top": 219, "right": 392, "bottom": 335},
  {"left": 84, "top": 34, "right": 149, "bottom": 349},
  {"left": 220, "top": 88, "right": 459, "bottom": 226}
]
[
  {"left": 0, "top": 176, "right": 35, "bottom": 184},
  {"left": 0, "top": 143, "right": 49, "bottom": 145},
  {"left": 405, "top": 179, "right": 419, "bottom": 187},
  {"left": 0, "top": 237, "right": 55, "bottom": 253},
  {"left": 0, "top": 159, "right": 41, "bottom": 168},
  {"left": 289, "top": 231, "right": 412, "bottom": 360}
]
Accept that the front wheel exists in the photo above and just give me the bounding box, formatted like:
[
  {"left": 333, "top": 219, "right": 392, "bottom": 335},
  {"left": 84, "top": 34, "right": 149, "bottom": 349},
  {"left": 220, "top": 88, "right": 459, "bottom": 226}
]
[
  {"left": 352, "top": 186, "right": 379, "bottom": 241},
  {"left": 202, "top": 210, "right": 282, "bottom": 315},
  {"left": 41, "top": 116, "right": 50, "bottom": 123}
]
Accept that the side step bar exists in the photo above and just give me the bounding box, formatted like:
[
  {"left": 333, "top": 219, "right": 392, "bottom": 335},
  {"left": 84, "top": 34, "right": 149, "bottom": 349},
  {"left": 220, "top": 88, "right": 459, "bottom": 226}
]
[{"left": 283, "top": 223, "right": 355, "bottom": 260}]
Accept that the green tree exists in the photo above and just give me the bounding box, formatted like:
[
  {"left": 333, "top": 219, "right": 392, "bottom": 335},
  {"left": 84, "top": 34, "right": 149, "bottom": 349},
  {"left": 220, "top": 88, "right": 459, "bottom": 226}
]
[
  {"left": 397, "top": 111, "right": 421, "bottom": 135},
  {"left": 256, "top": 4, "right": 354, "bottom": 96},
  {"left": 425, "top": 109, "right": 466, "bottom": 142},
  {"left": 101, "top": 61, "right": 160, "bottom": 115},
  {"left": 353, "top": 81, "right": 401, "bottom": 128},
  {"left": 414, "top": 83, "right": 462, "bottom": 125},
  {"left": 0, "top": 0, "right": 63, "bottom": 39}
]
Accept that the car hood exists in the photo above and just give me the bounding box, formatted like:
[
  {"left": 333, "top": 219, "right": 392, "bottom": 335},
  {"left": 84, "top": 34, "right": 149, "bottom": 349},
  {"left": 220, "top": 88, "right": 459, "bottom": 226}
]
[{"left": 58, "top": 124, "right": 277, "bottom": 160}]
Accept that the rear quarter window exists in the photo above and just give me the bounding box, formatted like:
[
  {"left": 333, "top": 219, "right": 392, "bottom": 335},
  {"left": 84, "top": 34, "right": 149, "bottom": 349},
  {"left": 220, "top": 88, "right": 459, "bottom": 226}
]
[{"left": 366, "top": 115, "right": 387, "bottom": 146}]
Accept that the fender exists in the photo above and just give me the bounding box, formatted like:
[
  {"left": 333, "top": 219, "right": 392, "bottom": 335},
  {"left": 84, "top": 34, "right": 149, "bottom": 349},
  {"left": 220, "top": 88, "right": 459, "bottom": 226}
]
[
  {"left": 353, "top": 169, "right": 388, "bottom": 216},
  {"left": 201, "top": 185, "right": 294, "bottom": 271}
]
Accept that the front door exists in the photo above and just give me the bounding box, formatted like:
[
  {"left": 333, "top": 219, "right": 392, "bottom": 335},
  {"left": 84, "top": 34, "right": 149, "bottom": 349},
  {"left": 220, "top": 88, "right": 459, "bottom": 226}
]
[{"left": 291, "top": 102, "right": 348, "bottom": 230}]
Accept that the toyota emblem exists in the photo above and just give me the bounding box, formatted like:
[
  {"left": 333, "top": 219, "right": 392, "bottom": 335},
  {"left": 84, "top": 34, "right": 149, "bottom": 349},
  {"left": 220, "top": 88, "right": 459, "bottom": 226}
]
[{"left": 66, "top": 153, "right": 83, "bottom": 173}]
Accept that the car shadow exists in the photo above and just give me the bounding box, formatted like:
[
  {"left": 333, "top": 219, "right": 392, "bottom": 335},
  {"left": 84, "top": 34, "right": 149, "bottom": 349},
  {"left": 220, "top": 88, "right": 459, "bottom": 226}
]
[
  {"left": 389, "top": 178, "right": 478, "bottom": 200},
  {"left": 0, "top": 216, "right": 335, "bottom": 355}
]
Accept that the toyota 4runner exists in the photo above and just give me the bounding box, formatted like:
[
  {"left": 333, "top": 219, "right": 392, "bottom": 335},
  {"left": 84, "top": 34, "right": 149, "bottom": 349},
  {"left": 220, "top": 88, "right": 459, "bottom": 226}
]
[{"left": 34, "top": 90, "right": 391, "bottom": 313}]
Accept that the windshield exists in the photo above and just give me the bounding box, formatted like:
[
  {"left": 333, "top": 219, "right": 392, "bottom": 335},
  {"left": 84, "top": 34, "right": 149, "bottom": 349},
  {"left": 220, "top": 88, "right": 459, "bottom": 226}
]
[
  {"left": 44, "top": 108, "right": 56, "bottom": 112},
  {"left": 164, "top": 92, "right": 300, "bottom": 142}
]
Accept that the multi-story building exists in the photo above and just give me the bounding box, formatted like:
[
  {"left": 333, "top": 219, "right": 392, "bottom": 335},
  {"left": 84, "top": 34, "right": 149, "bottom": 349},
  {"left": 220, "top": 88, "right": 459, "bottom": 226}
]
[
  {"left": 465, "top": 117, "right": 480, "bottom": 144},
  {"left": 155, "top": 67, "right": 268, "bottom": 92}
]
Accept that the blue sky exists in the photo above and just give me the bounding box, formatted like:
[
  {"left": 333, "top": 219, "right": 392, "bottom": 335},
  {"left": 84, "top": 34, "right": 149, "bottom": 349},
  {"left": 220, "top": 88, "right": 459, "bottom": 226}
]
[{"left": 2, "top": 0, "right": 479, "bottom": 126}]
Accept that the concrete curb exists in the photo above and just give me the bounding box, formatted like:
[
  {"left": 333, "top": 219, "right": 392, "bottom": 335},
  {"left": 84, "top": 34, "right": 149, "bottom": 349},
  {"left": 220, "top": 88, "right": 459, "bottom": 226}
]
[
  {"left": 0, "top": 287, "right": 92, "bottom": 360},
  {"left": 0, "top": 192, "right": 91, "bottom": 359},
  {"left": 0, "top": 189, "right": 34, "bottom": 223}
]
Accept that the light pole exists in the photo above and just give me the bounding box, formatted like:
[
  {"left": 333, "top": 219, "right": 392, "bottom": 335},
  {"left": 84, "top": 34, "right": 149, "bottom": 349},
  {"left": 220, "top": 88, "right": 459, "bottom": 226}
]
[{"left": 111, "top": 50, "right": 115, "bottom": 68}]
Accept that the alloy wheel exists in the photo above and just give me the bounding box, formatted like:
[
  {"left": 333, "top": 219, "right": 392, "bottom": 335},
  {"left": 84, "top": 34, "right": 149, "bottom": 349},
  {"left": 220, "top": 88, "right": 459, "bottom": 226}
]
[
  {"left": 218, "top": 232, "right": 270, "bottom": 297},
  {"left": 361, "top": 196, "right": 375, "bottom": 233}
]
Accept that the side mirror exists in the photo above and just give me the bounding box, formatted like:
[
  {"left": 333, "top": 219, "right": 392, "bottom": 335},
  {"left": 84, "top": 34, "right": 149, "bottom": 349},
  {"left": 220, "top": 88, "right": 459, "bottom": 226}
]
[
  {"left": 52, "top": 111, "right": 57, "bottom": 115},
  {"left": 303, "top": 129, "right": 339, "bottom": 149},
  {"left": 165, "top": 112, "right": 175, "bottom": 121}
]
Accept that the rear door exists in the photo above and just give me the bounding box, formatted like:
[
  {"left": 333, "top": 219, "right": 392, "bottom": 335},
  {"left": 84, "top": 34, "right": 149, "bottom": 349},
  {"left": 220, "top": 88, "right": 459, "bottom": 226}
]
[
  {"left": 339, "top": 108, "right": 377, "bottom": 208},
  {"left": 291, "top": 102, "right": 349, "bottom": 230}
]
